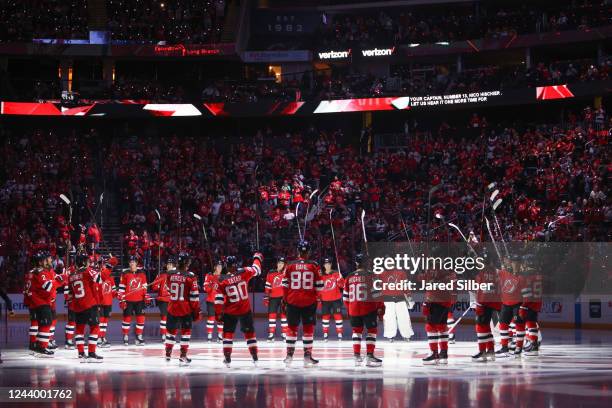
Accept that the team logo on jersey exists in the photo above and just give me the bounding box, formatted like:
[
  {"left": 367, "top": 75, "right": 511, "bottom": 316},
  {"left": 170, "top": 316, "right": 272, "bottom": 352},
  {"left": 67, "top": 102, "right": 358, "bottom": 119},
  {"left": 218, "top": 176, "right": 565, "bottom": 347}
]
[
  {"left": 129, "top": 278, "right": 141, "bottom": 290},
  {"left": 324, "top": 279, "right": 336, "bottom": 290},
  {"left": 273, "top": 276, "right": 282, "bottom": 287},
  {"left": 103, "top": 282, "right": 112, "bottom": 294},
  {"left": 502, "top": 279, "right": 516, "bottom": 294}
]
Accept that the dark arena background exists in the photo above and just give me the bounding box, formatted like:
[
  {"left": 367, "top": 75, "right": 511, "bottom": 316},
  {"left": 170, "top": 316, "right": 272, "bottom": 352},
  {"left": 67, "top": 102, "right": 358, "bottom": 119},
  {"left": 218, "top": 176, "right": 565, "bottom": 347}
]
[{"left": 0, "top": 0, "right": 611, "bottom": 407}]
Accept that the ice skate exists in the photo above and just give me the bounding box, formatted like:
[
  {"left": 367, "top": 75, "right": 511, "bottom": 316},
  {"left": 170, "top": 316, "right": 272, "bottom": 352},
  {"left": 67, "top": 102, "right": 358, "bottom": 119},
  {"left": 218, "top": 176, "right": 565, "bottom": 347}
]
[
  {"left": 179, "top": 353, "right": 191, "bottom": 365},
  {"left": 136, "top": 335, "right": 146, "bottom": 346},
  {"left": 354, "top": 354, "right": 363, "bottom": 366},
  {"left": 303, "top": 352, "right": 319, "bottom": 368},
  {"left": 472, "top": 351, "right": 487, "bottom": 362},
  {"left": 422, "top": 352, "right": 439, "bottom": 365},
  {"left": 87, "top": 352, "right": 104, "bottom": 363},
  {"left": 366, "top": 354, "right": 382, "bottom": 367},
  {"left": 439, "top": 350, "right": 448, "bottom": 365}
]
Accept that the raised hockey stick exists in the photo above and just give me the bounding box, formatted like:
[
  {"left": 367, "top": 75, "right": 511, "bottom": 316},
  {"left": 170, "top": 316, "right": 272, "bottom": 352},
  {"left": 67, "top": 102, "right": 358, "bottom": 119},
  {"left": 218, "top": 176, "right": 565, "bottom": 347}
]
[
  {"left": 155, "top": 209, "right": 161, "bottom": 277},
  {"left": 194, "top": 213, "right": 215, "bottom": 274},
  {"left": 484, "top": 217, "right": 503, "bottom": 265},
  {"left": 303, "top": 189, "right": 319, "bottom": 239},
  {"left": 329, "top": 209, "right": 342, "bottom": 274},
  {"left": 360, "top": 209, "right": 369, "bottom": 255},
  {"left": 490, "top": 196, "right": 510, "bottom": 257},
  {"left": 447, "top": 221, "right": 478, "bottom": 257},
  {"left": 60, "top": 194, "right": 73, "bottom": 267},
  {"left": 295, "top": 202, "right": 303, "bottom": 241}
]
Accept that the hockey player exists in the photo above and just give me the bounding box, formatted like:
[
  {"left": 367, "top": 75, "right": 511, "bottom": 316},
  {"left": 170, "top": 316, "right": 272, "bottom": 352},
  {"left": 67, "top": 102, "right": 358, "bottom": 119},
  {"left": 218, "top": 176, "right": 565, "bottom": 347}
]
[
  {"left": 67, "top": 253, "right": 104, "bottom": 361},
  {"left": 28, "top": 251, "right": 55, "bottom": 356},
  {"left": 152, "top": 256, "right": 173, "bottom": 343},
  {"left": 98, "top": 255, "right": 118, "bottom": 348},
  {"left": 343, "top": 253, "right": 384, "bottom": 367},
  {"left": 118, "top": 256, "right": 148, "bottom": 346},
  {"left": 23, "top": 257, "right": 38, "bottom": 353},
  {"left": 496, "top": 255, "right": 523, "bottom": 358},
  {"left": 471, "top": 254, "right": 501, "bottom": 362},
  {"left": 281, "top": 241, "right": 324, "bottom": 368},
  {"left": 381, "top": 268, "right": 414, "bottom": 342},
  {"left": 214, "top": 252, "right": 263, "bottom": 367},
  {"left": 203, "top": 260, "right": 224, "bottom": 342},
  {"left": 164, "top": 253, "right": 201, "bottom": 364},
  {"left": 422, "top": 267, "right": 456, "bottom": 365},
  {"left": 319, "top": 257, "right": 344, "bottom": 341},
  {"left": 264, "top": 256, "right": 287, "bottom": 341},
  {"left": 63, "top": 258, "right": 77, "bottom": 350},
  {"left": 519, "top": 265, "right": 543, "bottom": 357}
]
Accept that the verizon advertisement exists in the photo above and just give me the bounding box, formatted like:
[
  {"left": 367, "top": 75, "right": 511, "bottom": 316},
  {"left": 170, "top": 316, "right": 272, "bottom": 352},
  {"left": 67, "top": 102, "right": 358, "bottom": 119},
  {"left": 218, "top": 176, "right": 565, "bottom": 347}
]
[
  {"left": 317, "top": 49, "right": 351, "bottom": 60},
  {"left": 316, "top": 47, "right": 395, "bottom": 60}
]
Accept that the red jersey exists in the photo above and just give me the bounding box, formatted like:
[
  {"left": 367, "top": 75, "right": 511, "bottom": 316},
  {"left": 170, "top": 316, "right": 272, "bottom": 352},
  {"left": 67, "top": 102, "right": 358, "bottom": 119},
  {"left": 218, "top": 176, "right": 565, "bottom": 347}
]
[
  {"left": 521, "top": 273, "right": 543, "bottom": 312},
  {"left": 151, "top": 273, "right": 171, "bottom": 303},
  {"left": 215, "top": 258, "right": 262, "bottom": 316},
  {"left": 100, "top": 266, "right": 116, "bottom": 306},
  {"left": 498, "top": 269, "right": 522, "bottom": 305},
  {"left": 118, "top": 271, "right": 147, "bottom": 302},
  {"left": 68, "top": 267, "right": 103, "bottom": 312},
  {"left": 29, "top": 268, "right": 56, "bottom": 308},
  {"left": 318, "top": 271, "right": 344, "bottom": 302},
  {"left": 282, "top": 258, "right": 323, "bottom": 307},
  {"left": 264, "top": 270, "right": 284, "bottom": 299},
  {"left": 203, "top": 273, "right": 221, "bottom": 303},
  {"left": 423, "top": 270, "right": 456, "bottom": 308},
  {"left": 167, "top": 271, "right": 200, "bottom": 317},
  {"left": 23, "top": 268, "right": 37, "bottom": 308},
  {"left": 342, "top": 270, "right": 383, "bottom": 316},
  {"left": 475, "top": 268, "right": 501, "bottom": 310}
]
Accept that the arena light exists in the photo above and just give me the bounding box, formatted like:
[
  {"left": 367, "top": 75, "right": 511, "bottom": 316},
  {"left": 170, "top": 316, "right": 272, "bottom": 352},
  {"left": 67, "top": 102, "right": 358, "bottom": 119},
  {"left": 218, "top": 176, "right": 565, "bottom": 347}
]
[
  {"left": 435, "top": 41, "right": 450, "bottom": 46},
  {"left": 408, "top": 43, "right": 420, "bottom": 48}
]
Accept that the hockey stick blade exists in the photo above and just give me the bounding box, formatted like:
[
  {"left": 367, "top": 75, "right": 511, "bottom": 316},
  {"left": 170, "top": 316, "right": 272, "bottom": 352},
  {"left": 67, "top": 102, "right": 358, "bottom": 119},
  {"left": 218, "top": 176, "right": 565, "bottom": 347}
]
[
  {"left": 59, "top": 194, "right": 71, "bottom": 205},
  {"left": 489, "top": 189, "right": 499, "bottom": 202},
  {"left": 492, "top": 198, "right": 503, "bottom": 211}
]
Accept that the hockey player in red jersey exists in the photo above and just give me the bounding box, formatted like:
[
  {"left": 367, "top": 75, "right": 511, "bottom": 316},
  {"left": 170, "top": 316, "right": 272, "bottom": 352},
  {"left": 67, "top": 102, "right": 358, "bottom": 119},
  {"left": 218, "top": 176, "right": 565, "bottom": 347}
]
[
  {"left": 23, "top": 259, "right": 38, "bottom": 353},
  {"left": 281, "top": 241, "right": 324, "bottom": 367},
  {"left": 164, "top": 252, "right": 201, "bottom": 364},
  {"left": 152, "top": 256, "right": 173, "bottom": 343},
  {"left": 215, "top": 252, "right": 263, "bottom": 367},
  {"left": 422, "top": 267, "right": 456, "bottom": 365},
  {"left": 27, "top": 251, "right": 56, "bottom": 356},
  {"left": 98, "top": 255, "right": 118, "bottom": 348},
  {"left": 203, "top": 260, "right": 224, "bottom": 342},
  {"left": 343, "top": 253, "right": 384, "bottom": 367},
  {"left": 67, "top": 253, "right": 104, "bottom": 361},
  {"left": 264, "top": 256, "right": 287, "bottom": 341},
  {"left": 496, "top": 255, "right": 524, "bottom": 358},
  {"left": 472, "top": 253, "right": 501, "bottom": 362},
  {"left": 519, "top": 266, "right": 543, "bottom": 357},
  {"left": 319, "top": 257, "right": 345, "bottom": 341},
  {"left": 118, "top": 256, "right": 148, "bottom": 346},
  {"left": 63, "top": 260, "right": 77, "bottom": 350}
]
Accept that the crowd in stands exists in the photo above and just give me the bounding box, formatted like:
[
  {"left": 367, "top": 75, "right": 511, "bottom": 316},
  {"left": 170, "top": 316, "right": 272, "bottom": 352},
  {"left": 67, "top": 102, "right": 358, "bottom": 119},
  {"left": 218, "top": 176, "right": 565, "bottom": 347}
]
[
  {"left": 0, "top": 0, "right": 88, "bottom": 42},
  {"left": 318, "top": 1, "right": 611, "bottom": 48},
  {"left": 1, "top": 105, "right": 608, "bottom": 293},
  {"left": 107, "top": 0, "right": 226, "bottom": 44}
]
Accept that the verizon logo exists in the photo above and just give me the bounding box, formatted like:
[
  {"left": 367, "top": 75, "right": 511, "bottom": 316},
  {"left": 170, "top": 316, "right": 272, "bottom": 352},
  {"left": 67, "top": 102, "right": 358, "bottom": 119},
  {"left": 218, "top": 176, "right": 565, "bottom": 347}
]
[
  {"left": 318, "top": 50, "right": 350, "bottom": 59},
  {"left": 361, "top": 47, "right": 395, "bottom": 57}
]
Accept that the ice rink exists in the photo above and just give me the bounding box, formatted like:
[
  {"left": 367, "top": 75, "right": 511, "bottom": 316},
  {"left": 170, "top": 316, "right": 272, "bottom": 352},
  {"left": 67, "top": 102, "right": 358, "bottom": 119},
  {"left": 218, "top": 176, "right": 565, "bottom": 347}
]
[{"left": 1, "top": 319, "right": 612, "bottom": 407}]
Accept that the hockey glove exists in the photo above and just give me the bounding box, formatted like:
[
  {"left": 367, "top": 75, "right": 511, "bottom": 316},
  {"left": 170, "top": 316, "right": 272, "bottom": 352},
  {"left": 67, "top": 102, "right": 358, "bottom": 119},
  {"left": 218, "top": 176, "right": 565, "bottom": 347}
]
[{"left": 518, "top": 306, "right": 528, "bottom": 320}]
